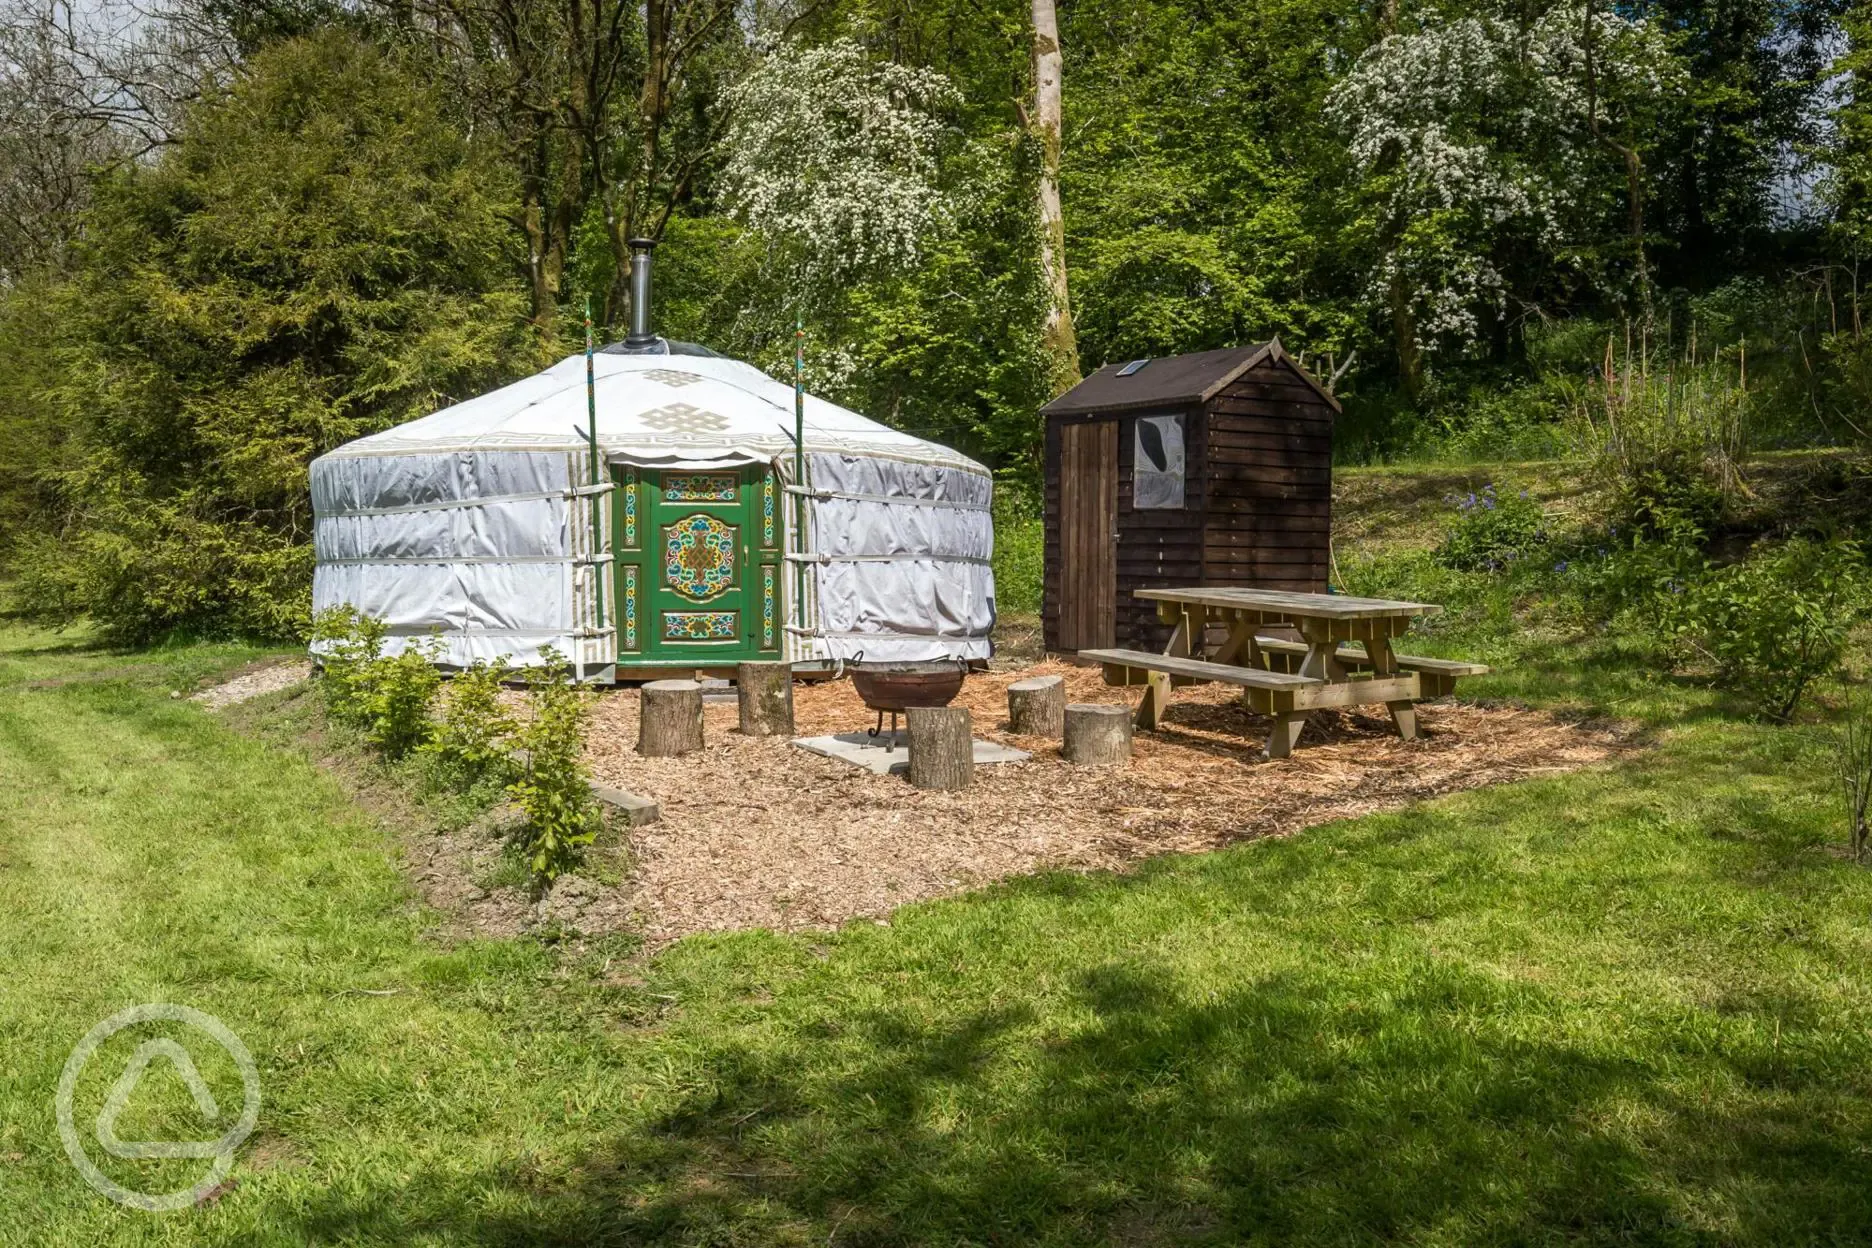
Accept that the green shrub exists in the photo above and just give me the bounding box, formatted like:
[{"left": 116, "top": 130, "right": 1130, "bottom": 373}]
[
  {"left": 12, "top": 33, "right": 530, "bottom": 645},
  {"left": 1612, "top": 455, "right": 1727, "bottom": 541},
  {"left": 311, "top": 604, "right": 387, "bottom": 726},
  {"left": 1434, "top": 485, "right": 1546, "bottom": 572},
  {"left": 423, "top": 659, "right": 518, "bottom": 789},
  {"left": 1681, "top": 538, "right": 1866, "bottom": 722},
  {"left": 1561, "top": 526, "right": 1706, "bottom": 635},
  {"left": 311, "top": 604, "right": 440, "bottom": 756},
  {"left": 359, "top": 640, "right": 443, "bottom": 759},
  {"left": 1569, "top": 354, "right": 1748, "bottom": 537},
  {"left": 508, "top": 648, "right": 600, "bottom": 883}
]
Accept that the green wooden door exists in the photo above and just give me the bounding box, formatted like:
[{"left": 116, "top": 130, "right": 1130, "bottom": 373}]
[{"left": 612, "top": 465, "right": 781, "bottom": 668}]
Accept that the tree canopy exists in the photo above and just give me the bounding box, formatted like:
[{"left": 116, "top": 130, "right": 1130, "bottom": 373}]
[{"left": 0, "top": 0, "right": 1864, "bottom": 639}]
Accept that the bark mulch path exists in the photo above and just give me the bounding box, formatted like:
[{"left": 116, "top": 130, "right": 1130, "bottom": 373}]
[{"left": 583, "top": 661, "right": 1630, "bottom": 946}]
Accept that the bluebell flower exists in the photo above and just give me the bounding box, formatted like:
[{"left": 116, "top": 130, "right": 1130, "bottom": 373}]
[{"left": 1554, "top": 560, "right": 1569, "bottom": 572}]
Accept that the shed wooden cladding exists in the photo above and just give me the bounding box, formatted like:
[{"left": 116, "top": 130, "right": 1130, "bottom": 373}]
[{"left": 1041, "top": 340, "right": 1338, "bottom": 654}]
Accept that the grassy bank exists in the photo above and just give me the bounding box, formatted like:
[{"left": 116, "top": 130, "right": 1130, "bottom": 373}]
[{"left": 4, "top": 593, "right": 1872, "bottom": 1245}]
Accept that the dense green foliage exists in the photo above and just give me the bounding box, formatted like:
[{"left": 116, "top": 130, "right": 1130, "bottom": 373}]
[
  {"left": 422, "top": 658, "right": 518, "bottom": 791},
  {"left": 5, "top": 31, "right": 529, "bottom": 641},
  {"left": 1433, "top": 484, "right": 1547, "bottom": 571},
  {"left": 1681, "top": 537, "right": 1867, "bottom": 721},
  {"left": 508, "top": 649, "right": 602, "bottom": 883},
  {"left": 0, "top": 1, "right": 1868, "bottom": 640}
]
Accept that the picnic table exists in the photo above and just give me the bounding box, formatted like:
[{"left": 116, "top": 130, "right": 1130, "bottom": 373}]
[{"left": 1078, "top": 587, "right": 1489, "bottom": 758}]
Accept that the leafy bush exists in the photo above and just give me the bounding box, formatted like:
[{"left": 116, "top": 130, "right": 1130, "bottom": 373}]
[
  {"left": 423, "top": 659, "right": 518, "bottom": 789},
  {"left": 1680, "top": 538, "right": 1866, "bottom": 722},
  {"left": 1569, "top": 354, "right": 1748, "bottom": 538},
  {"left": 1561, "top": 525, "right": 1705, "bottom": 635},
  {"left": 508, "top": 648, "right": 600, "bottom": 883},
  {"left": 1435, "top": 484, "right": 1546, "bottom": 572},
  {"left": 311, "top": 604, "right": 440, "bottom": 756},
  {"left": 311, "top": 604, "right": 387, "bottom": 726},
  {"left": 1611, "top": 455, "right": 1727, "bottom": 541},
  {"left": 359, "top": 640, "right": 443, "bottom": 759},
  {"left": 9, "top": 31, "right": 529, "bottom": 644}
]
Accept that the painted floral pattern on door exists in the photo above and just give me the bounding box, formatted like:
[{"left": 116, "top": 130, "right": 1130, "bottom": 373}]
[
  {"left": 664, "top": 513, "right": 737, "bottom": 601},
  {"left": 664, "top": 611, "right": 738, "bottom": 640}
]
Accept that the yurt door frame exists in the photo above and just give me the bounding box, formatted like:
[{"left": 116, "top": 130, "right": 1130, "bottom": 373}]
[{"left": 610, "top": 464, "right": 783, "bottom": 669}]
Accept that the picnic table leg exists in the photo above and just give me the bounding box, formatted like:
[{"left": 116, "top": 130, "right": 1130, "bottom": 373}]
[
  {"left": 1136, "top": 604, "right": 1192, "bottom": 730},
  {"left": 1367, "top": 633, "right": 1418, "bottom": 741},
  {"left": 1266, "top": 711, "right": 1307, "bottom": 758}
]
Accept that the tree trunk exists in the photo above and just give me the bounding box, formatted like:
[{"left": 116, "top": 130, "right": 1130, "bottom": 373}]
[
  {"left": 736, "top": 662, "right": 794, "bottom": 737},
  {"left": 1007, "top": 675, "right": 1066, "bottom": 736},
  {"left": 638, "top": 679, "right": 704, "bottom": 756},
  {"left": 1388, "top": 262, "right": 1423, "bottom": 403},
  {"left": 907, "top": 706, "right": 973, "bottom": 791},
  {"left": 1030, "top": 0, "right": 1080, "bottom": 395},
  {"left": 1063, "top": 703, "right": 1130, "bottom": 765}
]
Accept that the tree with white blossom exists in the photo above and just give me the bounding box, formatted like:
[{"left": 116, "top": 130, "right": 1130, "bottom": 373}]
[
  {"left": 722, "top": 37, "right": 961, "bottom": 304},
  {"left": 1327, "top": 2, "right": 1681, "bottom": 394}
]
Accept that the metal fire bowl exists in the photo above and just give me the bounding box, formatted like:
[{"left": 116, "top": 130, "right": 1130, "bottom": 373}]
[{"left": 850, "top": 663, "right": 967, "bottom": 713}]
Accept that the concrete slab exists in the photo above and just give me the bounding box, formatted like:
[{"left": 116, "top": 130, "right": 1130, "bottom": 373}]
[{"left": 791, "top": 731, "right": 1031, "bottom": 777}]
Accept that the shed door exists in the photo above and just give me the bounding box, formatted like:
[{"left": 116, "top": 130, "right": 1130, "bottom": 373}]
[{"left": 1058, "top": 419, "right": 1118, "bottom": 650}]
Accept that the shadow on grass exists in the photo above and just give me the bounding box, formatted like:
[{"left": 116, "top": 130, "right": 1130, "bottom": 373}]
[{"left": 272, "top": 950, "right": 1872, "bottom": 1246}]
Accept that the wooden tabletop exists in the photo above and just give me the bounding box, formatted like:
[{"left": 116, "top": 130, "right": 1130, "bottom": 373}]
[{"left": 1135, "top": 587, "right": 1441, "bottom": 620}]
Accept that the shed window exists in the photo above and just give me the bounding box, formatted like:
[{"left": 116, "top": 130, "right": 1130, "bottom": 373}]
[{"left": 1132, "top": 414, "right": 1185, "bottom": 509}]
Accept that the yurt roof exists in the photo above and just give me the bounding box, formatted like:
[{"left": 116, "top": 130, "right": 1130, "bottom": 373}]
[{"left": 322, "top": 347, "right": 987, "bottom": 475}]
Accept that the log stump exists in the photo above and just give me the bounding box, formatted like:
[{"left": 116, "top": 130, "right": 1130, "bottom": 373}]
[
  {"left": 736, "top": 661, "right": 794, "bottom": 737},
  {"left": 906, "top": 705, "right": 973, "bottom": 791},
  {"left": 1063, "top": 703, "right": 1131, "bottom": 766},
  {"left": 1007, "top": 675, "right": 1066, "bottom": 737},
  {"left": 638, "top": 679, "right": 703, "bottom": 757}
]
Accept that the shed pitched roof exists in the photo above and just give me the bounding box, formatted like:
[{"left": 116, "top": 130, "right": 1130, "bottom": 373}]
[{"left": 1040, "top": 339, "right": 1341, "bottom": 416}]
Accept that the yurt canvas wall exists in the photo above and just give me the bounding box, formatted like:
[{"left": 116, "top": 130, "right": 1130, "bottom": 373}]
[{"left": 310, "top": 349, "right": 996, "bottom": 679}]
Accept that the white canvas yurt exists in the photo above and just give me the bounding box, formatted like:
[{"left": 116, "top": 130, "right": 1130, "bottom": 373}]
[{"left": 310, "top": 243, "right": 994, "bottom": 680}]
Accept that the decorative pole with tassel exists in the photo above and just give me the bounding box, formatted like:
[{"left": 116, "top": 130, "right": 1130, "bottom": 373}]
[
  {"left": 793, "top": 311, "right": 806, "bottom": 636},
  {"left": 584, "top": 296, "right": 605, "bottom": 640}
]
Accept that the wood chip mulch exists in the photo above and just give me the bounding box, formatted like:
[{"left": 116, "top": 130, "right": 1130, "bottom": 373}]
[{"left": 581, "top": 661, "right": 1631, "bottom": 946}]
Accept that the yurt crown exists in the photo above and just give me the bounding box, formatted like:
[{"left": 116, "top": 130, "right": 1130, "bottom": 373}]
[{"left": 624, "top": 237, "right": 657, "bottom": 349}]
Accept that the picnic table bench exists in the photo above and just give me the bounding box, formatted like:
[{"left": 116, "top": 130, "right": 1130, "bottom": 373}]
[{"left": 1080, "top": 587, "right": 1489, "bottom": 758}]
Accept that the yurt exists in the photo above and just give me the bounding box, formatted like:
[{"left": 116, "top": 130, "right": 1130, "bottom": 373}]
[{"left": 310, "top": 242, "right": 995, "bottom": 681}]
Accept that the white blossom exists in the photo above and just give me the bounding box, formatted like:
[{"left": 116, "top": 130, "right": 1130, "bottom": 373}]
[
  {"left": 722, "top": 38, "right": 959, "bottom": 296},
  {"left": 1326, "top": 6, "right": 1682, "bottom": 363}
]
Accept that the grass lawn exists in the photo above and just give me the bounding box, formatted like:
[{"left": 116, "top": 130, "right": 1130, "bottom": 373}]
[{"left": 4, "top": 599, "right": 1872, "bottom": 1243}]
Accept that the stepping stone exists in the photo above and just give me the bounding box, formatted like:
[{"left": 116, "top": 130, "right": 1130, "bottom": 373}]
[{"left": 791, "top": 732, "right": 1030, "bottom": 777}]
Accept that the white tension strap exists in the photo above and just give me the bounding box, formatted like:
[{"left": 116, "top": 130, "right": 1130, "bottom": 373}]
[
  {"left": 783, "top": 552, "right": 993, "bottom": 566},
  {"left": 317, "top": 481, "right": 611, "bottom": 520},
  {"left": 782, "top": 484, "right": 989, "bottom": 510},
  {"left": 784, "top": 625, "right": 975, "bottom": 639},
  {"left": 320, "top": 554, "right": 588, "bottom": 566}
]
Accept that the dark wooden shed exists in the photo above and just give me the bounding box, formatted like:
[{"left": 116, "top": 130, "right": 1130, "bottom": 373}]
[{"left": 1040, "top": 340, "right": 1338, "bottom": 653}]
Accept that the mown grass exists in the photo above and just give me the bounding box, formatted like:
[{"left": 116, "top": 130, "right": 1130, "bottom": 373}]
[{"left": 5, "top": 525, "right": 1872, "bottom": 1243}]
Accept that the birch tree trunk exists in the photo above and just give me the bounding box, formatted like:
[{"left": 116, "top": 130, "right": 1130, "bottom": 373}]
[{"left": 1030, "top": 0, "right": 1081, "bottom": 394}]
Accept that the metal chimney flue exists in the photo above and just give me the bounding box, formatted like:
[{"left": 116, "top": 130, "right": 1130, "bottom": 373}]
[{"left": 624, "top": 237, "right": 657, "bottom": 349}]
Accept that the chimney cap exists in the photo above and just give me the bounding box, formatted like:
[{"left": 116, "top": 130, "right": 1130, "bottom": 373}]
[{"left": 627, "top": 236, "right": 657, "bottom": 250}]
